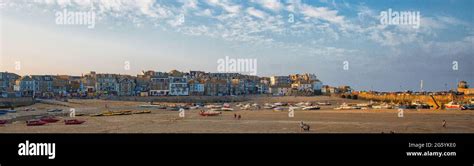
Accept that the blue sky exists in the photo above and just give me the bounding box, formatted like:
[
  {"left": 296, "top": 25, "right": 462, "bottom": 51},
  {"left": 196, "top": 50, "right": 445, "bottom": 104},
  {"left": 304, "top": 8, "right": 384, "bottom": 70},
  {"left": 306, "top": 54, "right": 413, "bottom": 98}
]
[{"left": 1, "top": 0, "right": 473, "bottom": 91}]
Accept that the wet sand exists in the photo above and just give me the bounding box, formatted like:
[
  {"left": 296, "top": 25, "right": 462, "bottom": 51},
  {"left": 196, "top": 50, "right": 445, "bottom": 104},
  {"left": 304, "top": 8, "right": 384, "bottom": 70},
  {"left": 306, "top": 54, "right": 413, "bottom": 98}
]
[{"left": 1, "top": 96, "right": 473, "bottom": 133}]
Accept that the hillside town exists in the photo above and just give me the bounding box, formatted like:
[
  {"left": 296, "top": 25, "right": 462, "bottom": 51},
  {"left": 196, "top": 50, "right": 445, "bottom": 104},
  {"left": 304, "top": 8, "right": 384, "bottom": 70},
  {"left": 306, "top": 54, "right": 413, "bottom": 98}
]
[{"left": 0, "top": 70, "right": 343, "bottom": 98}]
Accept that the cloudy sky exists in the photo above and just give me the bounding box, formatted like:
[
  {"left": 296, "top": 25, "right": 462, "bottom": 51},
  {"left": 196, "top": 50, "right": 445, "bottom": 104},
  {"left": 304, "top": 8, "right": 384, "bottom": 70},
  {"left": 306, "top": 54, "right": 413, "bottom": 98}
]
[{"left": 1, "top": 0, "right": 473, "bottom": 91}]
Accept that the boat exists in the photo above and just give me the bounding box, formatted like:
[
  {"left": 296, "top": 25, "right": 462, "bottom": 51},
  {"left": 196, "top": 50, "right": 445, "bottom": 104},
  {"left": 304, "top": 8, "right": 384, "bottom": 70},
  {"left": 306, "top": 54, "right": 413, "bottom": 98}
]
[
  {"left": 205, "top": 104, "right": 222, "bottom": 109},
  {"left": 101, "top": 112, "right": 114, "bottom": 116},
  {"left": 273, "top": 102, "right": 287, "bottom": 106},
  {"left": 89, "top": 113, "right": 103, "bottom": 117},
  {"left": 220, "top": 107, "right": 234, "bottom": 111},
  {"left": 139, "top": 105, "right": 167, "bottom": 109},
  {"left": 461, "top": 104, "right": 474, "bottom": 110},
  {"left": 112, "top": 111, "right": 133, "bottom": 115},
  {"left": 222, "top": 103, "right": 231, "bottom": 108},
  {"left": 64, "top": 119, "right": 85, "bottom": 125},
  {"left": 199, "top": 110, "right": 221, "bottom": 116},
  {"left": 372, "top": 103, "right": 393, "bottom": 109},
  {"left": 0, "top": 110, "right": 16, "bottom": 114},
  {"left": 0, "top": 120, "right": 7, "bottom": 125},
  {"left": 26, "top": 120, "right": 47, "bottom": 126},
  {"left": 445, "top": 101, "right": 461, "bottom": 109},
  {"left": 470, "top": 98, "right": 474, "bottom": 104},
  {"left": 273, "top": 107, "right": 285, "bottom": 111},
  {"left": 133, "top": 110, "right": 152, "bottom": 114},
  {"left": 22, "top": 108, "right": 36, "bottom": 112},
  {"left": 302, "top": 106, "right": 321, "bottom": 110},
  {"left": 40, "top": 116, "right": 60, "bottom": 123},
  {"left": 47, "top": 109, "right": 63, "bottom": 112},
  {"left": 317, "top": 102, "right": 331, "bottom": 106},
  {"left": 334, "top": 103, "right": 361, "bottom": 110}
]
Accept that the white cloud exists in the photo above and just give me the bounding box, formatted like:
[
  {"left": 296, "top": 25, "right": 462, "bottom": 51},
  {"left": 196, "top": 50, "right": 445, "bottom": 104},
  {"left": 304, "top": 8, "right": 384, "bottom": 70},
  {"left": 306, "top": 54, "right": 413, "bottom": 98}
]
[
  {"left": 246, "top": 7, "right": 267, "bottom": 19},
  {"left": 252, "top": 0, "right": 283, "bottom": 11},
  {"left": 300, "top": 5, "right": 345, "bottom": 24},
  {"left": 206, "top": 0, "right": 240, "bottom": 13}
]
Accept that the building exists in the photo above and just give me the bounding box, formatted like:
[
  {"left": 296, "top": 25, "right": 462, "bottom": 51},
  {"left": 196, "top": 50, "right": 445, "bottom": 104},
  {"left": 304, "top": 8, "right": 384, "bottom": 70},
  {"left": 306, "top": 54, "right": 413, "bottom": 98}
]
[
  {"left": 95, "top": 73, "right": 119, "bottom": 96},
  {"left": 52, "top": 75, "right": 69, "bottom": 96},
  {"left": 15, "top": 76, "right": 38, "bottom": 97},
  {"left": 270, "top": 76, "right": 291, "bottom": 86},
  {"left": 31, "top": 75, "right": 54, "bottom": 98},
  {"left": 149, "top": 77, "right": 169, "bottom": 96},
  {"left": 188, "top": 79, "right": 205, "bottom": 95},
  {"left": 0, "top": 72, "right": 20, "bottom": 97},
  {"left": 269, "top": 85, "right": 291, "bottom": 96},
  {"left": 169, "top": 77, "right": 189, "bottom": 96},
  {"left": 117, "top": 76, "right": 136, "bottom": 96},
  {"left": 458, "top": 81, "right": 474, "bottom": 95}
]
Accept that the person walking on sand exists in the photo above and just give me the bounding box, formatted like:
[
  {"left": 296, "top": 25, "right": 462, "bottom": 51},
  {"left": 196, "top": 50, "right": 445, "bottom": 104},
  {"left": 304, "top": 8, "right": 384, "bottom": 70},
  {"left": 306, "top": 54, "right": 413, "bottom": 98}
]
[
  {"left": 442, "top": 120, "right": 446, "bottom": 128},
  {"left": 234, "top": 113, "right": 237, "bottom": 119},
  {"left": 238, "top": 114, "right": 241, "bottom": 120}
]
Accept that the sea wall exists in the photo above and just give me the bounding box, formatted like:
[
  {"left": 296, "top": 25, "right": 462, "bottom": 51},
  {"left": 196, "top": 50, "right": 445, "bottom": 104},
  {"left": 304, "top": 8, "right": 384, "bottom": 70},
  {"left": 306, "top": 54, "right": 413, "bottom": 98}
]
[{"left": 0, "top": 97, "right": 35, "bottom": 108}]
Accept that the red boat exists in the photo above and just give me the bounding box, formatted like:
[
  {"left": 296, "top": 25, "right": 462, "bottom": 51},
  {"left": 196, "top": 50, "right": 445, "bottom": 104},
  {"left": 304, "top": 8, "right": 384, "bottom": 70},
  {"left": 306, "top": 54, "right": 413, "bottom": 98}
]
[
  {"left": 445, "top": 101, "right": 461, "bottom": 109},
  {"left": 26, "top": 120, "right": 47, "bottom": 126},
  {"left": 64, "top": 119, "right": 85, "bottom": 125},
  {"left": 0, "top": 120, "right": 7, "bottom": 125},
  {"left": 40, "top": 116, "right": 60, "bottom": 123}
]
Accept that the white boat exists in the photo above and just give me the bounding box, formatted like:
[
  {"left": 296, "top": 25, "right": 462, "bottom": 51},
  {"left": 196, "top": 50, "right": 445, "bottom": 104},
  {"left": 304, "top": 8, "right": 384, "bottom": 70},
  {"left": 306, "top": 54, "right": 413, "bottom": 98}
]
[
  {"left": 334, "top": 103, "right": 360, "bottom": 110},
  {"left": 273, "top": 107, "right": 285, "bottom": 111},
  {"left": 317, "top": 102, "right": 331, "bottom": 105},
  {"left": 302, "top": 106, "right": 320, "bottom": 110},
  {"left": 205, "top": 104, "right": 222, "bottom": 109},
  {"left": 220, "top": 107, "right": 234, "bottom": 111}
]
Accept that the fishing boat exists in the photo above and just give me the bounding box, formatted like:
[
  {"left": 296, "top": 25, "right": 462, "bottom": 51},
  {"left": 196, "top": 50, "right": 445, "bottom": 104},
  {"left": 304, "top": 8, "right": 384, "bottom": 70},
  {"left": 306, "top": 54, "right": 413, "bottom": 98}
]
[
  {"left": 22, "top": 108, "right": 36, "bottom": 112},
  {"left": 101, "top": 111, "right": 114, "bottom": 116},
  {"left": 133, "top": 110, "right": 152, "bottom": 114},
  {"left": 199, "top": 110, "right": 221, "bottom": 116},
  {"left": 139, "top": 105, "right": 167, "bottom": 109},
  {"left": 372, "top": 103, "right": 393, "bottom": 109},
  {"left": 112, "top": 111, "right": 132, "bottom": 115},
  {"left": 273, "top": 107, "right": 285, "bottom": 111},
  {"left": 40, "top": 116, "right": 60, "bottom": 123},
  {"left": 302, "top": 106, "right": 321, "bottom": 110},
  {"left": 445, "top": 101, "right": 461, "bottom": 109},
  {"left": 89, "top": 113, "right": 103, "bottom": 117},
  {"left": 334, "top": 103, "right": 360, "bottom": 110},
  {"left": 0, "top": 110, "right": 16, "bottom": 114},
  {"left": 26, "top": 120, "right": 47, "bottom": 126},
  {"left": 220, "top": 107, "right": 234, "bottom": 111},
  {"left": 317, "top": 102, "right": 331, "bottom": 106},
  {"left": 273, "top": 102, "right": 287, "bottom": 106},
  {"left": 461, "top": 104, "right": 474, "bottom": 110},
  {"left": 47, "top": 109, "right": 63, "bottom": 112},
  {"left": 205, "top": 104, "right": 222, "bottom": 109},
  {"left": 222, "top": 103, "right": 231, "bottom": 108},
  {"left": 64, "top": 119, "right": 85, "bottom": 125}
]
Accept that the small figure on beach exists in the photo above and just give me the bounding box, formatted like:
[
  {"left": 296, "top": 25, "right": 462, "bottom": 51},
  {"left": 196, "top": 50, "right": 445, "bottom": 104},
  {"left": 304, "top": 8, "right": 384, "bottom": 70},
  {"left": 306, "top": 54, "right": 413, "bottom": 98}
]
[
  {"left": 299, "top": 121, "right": 310, "bottom": 132},
  {"left": 442, "top": 120, "right": 446, "bottom": 128},
  {"left": 234, "top": 114, "right": 237, "bottom": 119},
  {"left": 237, "top": 114, "right": 241, "bottom": 120}
]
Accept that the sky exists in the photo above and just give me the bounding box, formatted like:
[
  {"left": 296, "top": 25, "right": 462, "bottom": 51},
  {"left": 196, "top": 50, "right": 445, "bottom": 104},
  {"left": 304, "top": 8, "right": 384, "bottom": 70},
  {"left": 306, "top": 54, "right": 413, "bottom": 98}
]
[{"left": 0, "top": 0, "right": 473, "bottom": 91}]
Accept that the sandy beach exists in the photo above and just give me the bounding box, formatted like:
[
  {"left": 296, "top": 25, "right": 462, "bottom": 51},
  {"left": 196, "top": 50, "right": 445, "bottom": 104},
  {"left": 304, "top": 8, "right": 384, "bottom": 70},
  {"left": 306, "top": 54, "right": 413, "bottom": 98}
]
[{"left": 1, "top": 96, "right": 473, "bottom": 133}]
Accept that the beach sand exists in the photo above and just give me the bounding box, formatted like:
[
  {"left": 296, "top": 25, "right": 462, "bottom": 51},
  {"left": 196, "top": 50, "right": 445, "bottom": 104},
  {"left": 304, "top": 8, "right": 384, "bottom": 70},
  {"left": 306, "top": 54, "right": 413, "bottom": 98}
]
[{"left": 1, "top": 96, "right": 473, "bottom": 133}]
